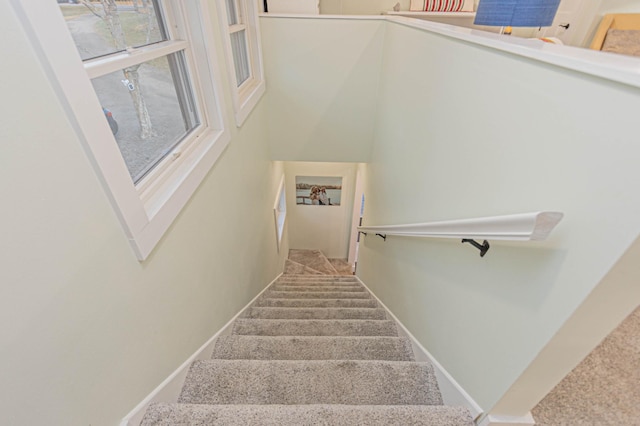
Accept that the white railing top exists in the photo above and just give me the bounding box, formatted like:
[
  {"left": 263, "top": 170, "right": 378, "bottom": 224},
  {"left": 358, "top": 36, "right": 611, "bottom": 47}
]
[{"left": 358, "top": 211, "right": 563, "bottom": 241}]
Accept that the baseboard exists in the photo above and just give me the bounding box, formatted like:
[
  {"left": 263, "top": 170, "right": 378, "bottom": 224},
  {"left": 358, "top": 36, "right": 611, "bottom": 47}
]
[
  {"left": 477, "top": 412, "right": 535, "bottom": 426},
  {"left": 119, "top": 273, "right": 282, "bottom": 426},
  {"left": 356, "top": 276, "right": 484, "bottom": 422}
]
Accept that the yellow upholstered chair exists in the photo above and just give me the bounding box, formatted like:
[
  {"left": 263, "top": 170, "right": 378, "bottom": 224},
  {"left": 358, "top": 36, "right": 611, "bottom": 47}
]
[{"left": 590, "top": 13, "right": 640, "bottom": 52}]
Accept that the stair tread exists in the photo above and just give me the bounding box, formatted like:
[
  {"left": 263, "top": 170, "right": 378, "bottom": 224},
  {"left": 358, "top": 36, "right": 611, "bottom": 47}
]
[
  {"left": 179, "top": 359, "right": 442, "bottom": 405},
  {"left": 233, "top": 318, "right": 398, "bottom": 336},
  {"left": 327, "top": 258, "right": 354, "bottom": 276},
  {"left": 142, "top": 403, "right": 474, "bottom": 426},
  {"left": 211, "top": 335, "right": 414, "bottom": 360}
]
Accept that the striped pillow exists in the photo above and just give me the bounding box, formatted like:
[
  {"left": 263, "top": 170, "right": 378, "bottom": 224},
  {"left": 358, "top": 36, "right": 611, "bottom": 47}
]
[
  {"left": 409, "top": 0, "right": 469, "bottom": 12},
  {"left": 426, "top": 0, "right": 465, "bottom": 11}
]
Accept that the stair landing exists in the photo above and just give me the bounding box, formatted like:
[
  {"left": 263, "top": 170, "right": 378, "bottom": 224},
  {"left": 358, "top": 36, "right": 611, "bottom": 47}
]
[{"left": 287, "top": 249, "right": 352, "bottom": 276}]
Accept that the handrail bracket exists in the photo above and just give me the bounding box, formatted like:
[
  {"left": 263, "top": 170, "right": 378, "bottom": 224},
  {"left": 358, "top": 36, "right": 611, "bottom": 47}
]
[
  {"left": 461, "top": 239, "right": 490, "bottom": 257},
  {"left": 376, "top": 233, "right": 387, "bottom": 241}
]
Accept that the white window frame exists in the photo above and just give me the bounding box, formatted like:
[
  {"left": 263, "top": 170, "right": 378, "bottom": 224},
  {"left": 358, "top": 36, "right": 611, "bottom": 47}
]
[
  {"left": 273, "top": 176, "right": 287, "bottom": 252},
  {"left": 217, "top": 0, "right": 266, "bottom": 126},
  {"left": 12, "top": 0, "right": 230, "bottom": 261}
]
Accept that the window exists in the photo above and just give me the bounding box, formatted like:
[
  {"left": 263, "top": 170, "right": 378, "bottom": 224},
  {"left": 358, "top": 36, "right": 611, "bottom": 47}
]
[
  {"left": 218, "top": 0, "right": 266, "bottom": 125},
  {"left": 273, "top": 177, "right": 286, "bottom": 251},
  {"left": 13, "top": 0, "right": 229, "bottom": 260}
]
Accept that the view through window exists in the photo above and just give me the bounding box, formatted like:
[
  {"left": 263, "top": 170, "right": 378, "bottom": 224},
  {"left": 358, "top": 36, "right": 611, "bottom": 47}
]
[
  {"left": 218, "top": 0, "right": 265, "bottom": 126},
  {"left": 225, "top": 0, "right": 251, "bottom": 87},
  {"left": 60, "top": 0, "right": 200, "bottom": 183}
]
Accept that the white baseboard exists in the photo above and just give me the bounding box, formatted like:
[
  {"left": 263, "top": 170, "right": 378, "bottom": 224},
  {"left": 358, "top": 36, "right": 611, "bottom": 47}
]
[
  {"left": 478, "top": 412, "right": 535, "bottom": 426},
  {"left": 119, "top": 273, "right": 282, "bottom": 426},
  {"left": 355, "top": 276, "right": 484, "bottom": 422}
]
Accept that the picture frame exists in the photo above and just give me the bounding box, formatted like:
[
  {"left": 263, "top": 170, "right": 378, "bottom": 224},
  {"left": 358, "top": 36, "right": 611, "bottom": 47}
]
[{"left": 295, "top": 176, "right": 342, "bottom": 206}]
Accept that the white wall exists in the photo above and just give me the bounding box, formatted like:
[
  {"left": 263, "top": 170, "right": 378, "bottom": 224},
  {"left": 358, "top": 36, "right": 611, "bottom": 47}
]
[
  {"left": 596, "top": 0, "right": 640, "bottom": 14},
  {"left": 0, "top": 2, "right": 287, "bottom": 425},
  {"left": 285, "top": 162, "right": 357, "bottom": 259},
  {"left": 320, "top": 0, "right": 410, "bottom": 15},
  {"left": 260, "top": 17, "right": 384, "bottom": 163},
  {"left": 356, "top": 21, "right": 640, "bottom": 413}
]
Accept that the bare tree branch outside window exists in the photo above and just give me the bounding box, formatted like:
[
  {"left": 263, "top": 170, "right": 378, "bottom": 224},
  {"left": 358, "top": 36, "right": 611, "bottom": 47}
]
[{"left": 79, "top": 0, "right": 153, "bottom": 139}]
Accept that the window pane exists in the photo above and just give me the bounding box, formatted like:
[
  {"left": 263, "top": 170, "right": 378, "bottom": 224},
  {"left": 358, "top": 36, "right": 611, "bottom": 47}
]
[
  {"left": 91, "top": 52, "right": 200, "bottom": 183},
  {"left": 225, "top": 0, "right": 238, "bottom": 25},
  {"left": 60, "top": 0, "right": 166, "bottom": 61},
  {"left": 230, "top": 30, "right": 251, "bottom": 87}
]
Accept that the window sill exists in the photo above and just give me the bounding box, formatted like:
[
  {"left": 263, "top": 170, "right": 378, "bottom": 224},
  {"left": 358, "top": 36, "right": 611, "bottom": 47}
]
[
  {"left": 130, "top": 128, "right": 230, "bottom": 260},
  {"left": 234, "top": 79, "right": 266, "bottom": 126}
]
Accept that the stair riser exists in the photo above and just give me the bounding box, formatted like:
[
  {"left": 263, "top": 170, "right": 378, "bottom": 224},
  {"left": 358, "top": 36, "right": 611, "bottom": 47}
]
[
  {"left": 271, "top": 285, "right": 365, "bottom": 292},
  {"left": 254, "top": 298, "right": 379, "bottom": 308},
  {"left": 276, "top": 277, "right": 360, "bottom": 285},
  {"left": 275, "top": 283, "right": 361, "bottom": 288},
  {"left": 211, "top": 336, "right": 414, "bottom": 361},
  {"left": 142, "top": 404, "right": 474, "bottom": 426},
  {"left": 232, "top": 319, "right": 398, "bottom": 336},
  {"left": 278, "top": 276, "right": 358, "bottom": 281},
  {"left": 179, "top": 360, "right": 442, "bottom": 405},
  {"left": 264, "top": 291, "right": 371, "bottom": 299},
  {"left": 243, "top": 307, "right": 387, "bottom": 320}
]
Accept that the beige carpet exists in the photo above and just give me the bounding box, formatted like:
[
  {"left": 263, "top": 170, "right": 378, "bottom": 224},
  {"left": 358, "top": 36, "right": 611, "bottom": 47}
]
[
  {"left": 532, "top": 305, "right": 640, "bottom": 425},
  {"left": 288, "top": 249, "right": 338, "bottom": 275},
  {"left": 328, "top": 258, "right": 353, "bottom": 275},
  {"left": 286, "top": 249, "right": 353, "bottom": 276},
  {"left": 141, "top": 274, "right": 474, "bottom": 425}
]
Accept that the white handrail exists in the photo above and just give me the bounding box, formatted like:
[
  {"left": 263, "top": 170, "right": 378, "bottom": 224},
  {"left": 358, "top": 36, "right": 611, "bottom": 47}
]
[{"left": 358, "top": 211, "right": 563, "bottom": 241}]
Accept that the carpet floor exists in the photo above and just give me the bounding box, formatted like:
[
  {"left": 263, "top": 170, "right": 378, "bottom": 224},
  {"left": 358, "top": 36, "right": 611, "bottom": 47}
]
[
  {"left": 532, "top": 305, "right": 640, "bottom": 425},
  {"left": 140, "top": 250, "right": 474, "bottom": 425}
]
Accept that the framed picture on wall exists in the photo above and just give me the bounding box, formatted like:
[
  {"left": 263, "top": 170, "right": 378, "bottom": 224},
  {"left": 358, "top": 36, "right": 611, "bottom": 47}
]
[{"left": 295, "top": 176, "right": 342, "bottom": 206}]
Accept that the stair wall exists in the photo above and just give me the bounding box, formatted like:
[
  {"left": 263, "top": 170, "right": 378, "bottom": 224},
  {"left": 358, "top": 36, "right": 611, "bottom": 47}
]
[{"left": 121, "top": 274, "right": 280, "bottom": 426}]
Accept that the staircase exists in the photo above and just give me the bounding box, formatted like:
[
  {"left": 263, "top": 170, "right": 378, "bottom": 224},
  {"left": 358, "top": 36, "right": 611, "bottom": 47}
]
[{"left": 140, "top": 250, "right": 474, "bottom": 425}]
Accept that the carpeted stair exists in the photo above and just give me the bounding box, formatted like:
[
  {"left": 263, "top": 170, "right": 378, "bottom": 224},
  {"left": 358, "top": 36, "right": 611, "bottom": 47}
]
[{"left": 141, "top": 250, "right": 474, "bottom": 425}]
